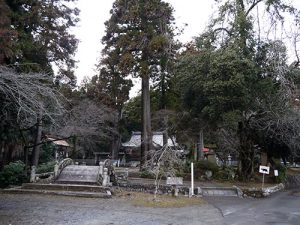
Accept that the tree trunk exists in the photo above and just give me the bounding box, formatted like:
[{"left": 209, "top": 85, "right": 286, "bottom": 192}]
[
  {"left": 140, "top": 0, "right": 152, "bottom": 169},
  {"left": 2, "top": 143, "right": 14, "bottom": 167},
  {"left": 111, "top": 110, "right": 123, "bottom": 160},
  {"left": 111, "top": 134, "right": 121, "bottom": 160},
  {"left": 31, "top": 111, "right": 42, "bottom": 167},
  {"left": 0, "top": 141, "right": 4, "bottom": 169},
  {"left": 24, "top": 146, "right": 29, "bottom": 168},
  {"left": 238, "top": 121, "right": 255, "bottom": 181},
  {"left": 141, "top": 72, "right": 152, "bottom": 169},
  {"left": 197, "top": 129, "right": 204, "bottom": 161}
]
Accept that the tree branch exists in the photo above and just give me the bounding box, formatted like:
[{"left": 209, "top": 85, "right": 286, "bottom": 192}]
[
  {"left": 246, "top": 0, "right": 263, "bottom": 17},
  {"left": 213, "top": 27, "right": 232, "bottom": 36}
]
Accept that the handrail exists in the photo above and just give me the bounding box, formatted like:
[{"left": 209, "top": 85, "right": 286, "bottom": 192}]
[
  {"left": 54, "top": 158, "right": 73, "bottom": 180},
  {"left": 96, "top": 162, "right": 103, "bottom": 185},
  {"left": 96, "top": 160, "right": 114, "bottom": 186}
]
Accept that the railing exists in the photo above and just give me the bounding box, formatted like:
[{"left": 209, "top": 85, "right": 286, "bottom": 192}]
[
  {"left": 54, "top": 158, "right": 74, "bottom": 180},
  {"left": 96, "top": 161, "right": 104, "bottom": 185},
  {"left": 96, "top": 160, "right": 115, "bottom": 186},
  {"left": 30, "top": 166, "right": 55, "bottom": 183}
]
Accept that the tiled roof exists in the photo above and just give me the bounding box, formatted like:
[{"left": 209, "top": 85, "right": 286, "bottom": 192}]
[
  {"left": 47, "top": 138, "right": 70, "bottom": 147},
  {"left": 122, "top": 131, "right": 178, "bottom": 148}
]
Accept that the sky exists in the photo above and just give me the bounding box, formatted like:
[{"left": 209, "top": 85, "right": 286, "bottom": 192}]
[
  {"left": 72, "top": 0, "right": 300, "bottom": 97},
  {"left": 73, "top": 0, "right": 215, "bottom": 87}
]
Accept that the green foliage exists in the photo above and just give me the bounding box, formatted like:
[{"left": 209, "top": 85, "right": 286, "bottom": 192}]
[
  {"left": 102, "top": 0, "right": 176, "bottom": 79},
  {"left": 1, "top": 0, "right": 79, "bottom": 84},
  {"left": 123, "top": 95, "right": 142, "bottom": 132},
  {"left": 39, "top": 144, "right": 55, "bottom": 164},
  {"left": 215, "top": 166, "right": 236, "bottom": 181},
  {"left": 195, "top": 160, "right": 219, "bottom": 174},
  {"left": 0, "top": 161, "right": 28, "bottom": 188},
  {"left": 36, "top": 161, "right": 56, "bottom": 174},
  {"left": 175, "top": 0, "right": 300, "bottom": 181},
  {"left": 140, "top": 170, "right": 156, "bottom": 179},
  {"left": 272, "top": 160, "right": 287, "bottom": 183}
]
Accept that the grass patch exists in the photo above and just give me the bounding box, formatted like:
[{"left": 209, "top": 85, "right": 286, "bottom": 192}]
[
  {"left": 117, "top": 192, "right": 205, "bottom": 208},
  {"left": 214, "top": 180, "right": 276, "bottom": 188}
]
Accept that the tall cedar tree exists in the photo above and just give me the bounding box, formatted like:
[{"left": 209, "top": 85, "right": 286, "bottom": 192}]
[
  {"left": 0, "top": 0, "right": 79, "bottom": 86},
  {"left": 102, "top": 0, "right": 176, "bottom": 167},
  {"left": 0, "top": 0, "right": 16, "bottom": 65}
]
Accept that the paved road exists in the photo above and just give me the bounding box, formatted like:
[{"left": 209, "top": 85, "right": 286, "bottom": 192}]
[
  {"left": 205, "top": 189, "right": 300, "bottom": 225},
  {"left": 0, "top": 193, "right": 224, "bottom": 225},
  {"left": 1, "top": 189, "right": 299, "bottom": 225}
]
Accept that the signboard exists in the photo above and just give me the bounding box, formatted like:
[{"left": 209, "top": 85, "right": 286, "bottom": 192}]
[
  {"left": 274, "top": 170, "right": 279, "bottom": 177},
  {"left": 259, "top": 165, "right": 270, "bottom": 174},
  {"left": 166, "top": 177, "right": 183, "bottom": 185}
]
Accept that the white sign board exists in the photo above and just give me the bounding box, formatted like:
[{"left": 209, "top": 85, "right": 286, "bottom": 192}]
[
  {"left": 274, "top": 170, "right": 279, "bottom": 177},
  {"left": 259, "top": 165, "right": 270, "bottom": 174},
  {"left": 166, "top": 177, "right": 183, "bottom": 185}
]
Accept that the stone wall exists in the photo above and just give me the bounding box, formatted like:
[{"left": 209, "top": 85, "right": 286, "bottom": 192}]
[
  {"left": 116, "top": 183, "right": 190, "bottom": 195},
  {"left": 285, "top": 175, "right": 300, "bottom": 189},
  {"left": 242, "top": 183, "right": 284, "bottom": 198}
]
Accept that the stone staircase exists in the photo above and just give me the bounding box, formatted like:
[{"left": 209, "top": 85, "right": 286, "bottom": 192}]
[
  {"left": 56, "top": 165, "right": 99, "bottom": 185},
  {"left": 2, "top": 165, "right": 112, "bottom": 198},
  {"left": 201, "top": 187, "right": 241, "bottom": 197},
  {"left": 2, "top": 183, "right": 111, "bottom": 198}
]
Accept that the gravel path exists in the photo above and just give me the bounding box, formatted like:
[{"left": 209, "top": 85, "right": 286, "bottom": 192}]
[{"left": 0, "top": 193, "right": 224, "bottom": 225}]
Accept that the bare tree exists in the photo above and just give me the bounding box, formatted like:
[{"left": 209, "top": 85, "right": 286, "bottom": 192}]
[
  {"left": 0, "top": 66, "right": 66, "bottom": 127},
  {"left": 214, "top": 127, "right": 239, "bottom": 165},
  {"left": 143, "top": 139, "right": 183, "bottom": 200},
  {"left": 0, "top": 66, "right": 67, "bottom": 167},
  {"left": 57, "top": 99, "right": 118, "bottom": 156}
]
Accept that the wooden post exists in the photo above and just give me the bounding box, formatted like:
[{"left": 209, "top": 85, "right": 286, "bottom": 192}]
[{"left": 197, "top": 130, "right": 204, "bottom": 161}]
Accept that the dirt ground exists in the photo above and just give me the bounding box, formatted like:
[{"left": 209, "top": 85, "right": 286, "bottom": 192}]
[{"left": 0, "top": 193, "right": 224, "bottom": 225}]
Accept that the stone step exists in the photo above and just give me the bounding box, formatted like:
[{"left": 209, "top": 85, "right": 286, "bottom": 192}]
[
  {"left": 201, "top": 187, "right": 239, "bottom": 197},
  {"left": 56, "top": 165, "right": 99, "bottom": 183},
  {"left": 62, "top": 165, "right": 99, "bottom": 171},
  {"left": 22, "top": 183, "right": 108, "bottom": 193},
  {"left": 1, "top": 187, "right": 111, "bottom": 198},
  {"left": 55, "top": 180, "right": 99, "bottom": 186},
  {"left": 57, "top": 174, "right": 98, "bottom": 181}
]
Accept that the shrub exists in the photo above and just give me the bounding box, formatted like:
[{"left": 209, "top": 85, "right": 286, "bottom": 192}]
[
  {"left": 140, "top": 170, "right": 156, "bottom": 179},
  {"left": 215, "top": 166, "right": 236, "bottom": 181},
  {"left": 195, "top": 160, "right": 219, "bottom": 173},
  {"left": 39, "top": 143, "right": 55, "bottom": 164},
  {"left": 0, "top": 161, "right": 28, "bottom": 188},
  {"left": 274, "top": 163, "right": 287, "bottom": 183},
  {"left": 36, "top": 161, "right": 56, "bottom": 174}
]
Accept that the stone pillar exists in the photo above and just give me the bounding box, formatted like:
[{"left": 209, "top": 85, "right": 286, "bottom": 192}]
[
  {"left": 172, "top": 186, "right": 179, "bottom": 197},
  {"left": 99, "top": 161, "right": 104, "bottom": 176},
  {"left": 196, "top": 187, "right": 202, "bottom": 196},
  {"left": 228, "top": 154, "right": 232, "bottom": 166},
  {"left": 30, "top": 166, "right": 36, "bottom": 183},
  {"left": 102, "top": 168, "right": 108, "bottom": 186},
  {"left": 54, "top": 161, "right": 59, "bottom": 178},
  {"left": 94, "top": 154, "right": 98, "bottom": 165},
  {"left": 189, "top": 187, "right": 193, "bottom": 198}
]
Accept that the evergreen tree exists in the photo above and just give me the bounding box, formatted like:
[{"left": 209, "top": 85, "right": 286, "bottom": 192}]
[
  {"left": 101, "top": 0, "right": 176, "bottom": 166},
  {"left": 176, "top": 0, "right": 300, "bottom": 180},
  {"left": 0, "top": 0, "right": 16, "bottom": 65},
  {"left": 0, "top": 0, "right": 79, "bottom": 85}
]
